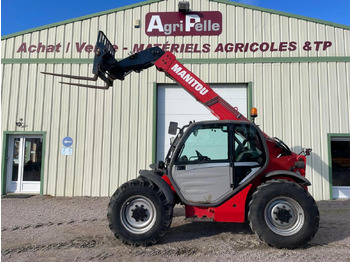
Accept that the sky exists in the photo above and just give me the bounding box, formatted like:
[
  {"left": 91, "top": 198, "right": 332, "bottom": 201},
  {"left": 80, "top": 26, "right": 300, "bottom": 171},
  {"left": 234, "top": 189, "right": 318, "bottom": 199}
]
[{"left": 1, "top": 0, "right": 350, "bottom": 36}]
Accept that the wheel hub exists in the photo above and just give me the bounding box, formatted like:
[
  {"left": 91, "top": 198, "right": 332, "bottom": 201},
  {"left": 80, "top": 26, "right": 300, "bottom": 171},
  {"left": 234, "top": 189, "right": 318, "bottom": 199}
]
[
  {"left": 131, "top": 205, "right": 148, "bottom": 222},
  {"left": 120, "top": 196, "right": 157, "bottom": 234},
  {"left": 264, "top": 197, "right": 305, "bottom": 236},
  {"left": 272, "top": 204, "right": 293, "bottom": 224}
]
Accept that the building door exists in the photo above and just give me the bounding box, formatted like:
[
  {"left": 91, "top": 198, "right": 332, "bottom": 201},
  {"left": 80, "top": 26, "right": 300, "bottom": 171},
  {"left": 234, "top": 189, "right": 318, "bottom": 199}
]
[
  {"left": 157, "top": 83, "right": 248, "bottom": 162},
  {"left": 6, "top": 135, "right": 43, "bottom": 194},
  {"left": 331, "top": 136, "right": 350, "bottom": 199}
]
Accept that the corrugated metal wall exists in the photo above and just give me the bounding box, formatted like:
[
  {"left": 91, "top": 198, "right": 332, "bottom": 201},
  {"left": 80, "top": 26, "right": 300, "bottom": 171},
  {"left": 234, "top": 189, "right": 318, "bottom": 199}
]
[{"left": 2, "top": 0, "right": 350, "bottom": 199}]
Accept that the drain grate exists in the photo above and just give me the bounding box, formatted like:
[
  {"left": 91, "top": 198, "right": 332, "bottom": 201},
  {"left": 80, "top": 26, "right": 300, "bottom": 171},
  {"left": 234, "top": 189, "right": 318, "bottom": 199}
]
[{"left": 2, "top": 194, "right": 34, "bottom": 199}]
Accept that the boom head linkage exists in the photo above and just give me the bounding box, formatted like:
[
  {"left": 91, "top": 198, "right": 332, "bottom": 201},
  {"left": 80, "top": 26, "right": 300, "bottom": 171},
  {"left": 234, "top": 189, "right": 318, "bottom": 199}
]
[{"left": 42, "top": 31, "right": 165, "bottom": 89}]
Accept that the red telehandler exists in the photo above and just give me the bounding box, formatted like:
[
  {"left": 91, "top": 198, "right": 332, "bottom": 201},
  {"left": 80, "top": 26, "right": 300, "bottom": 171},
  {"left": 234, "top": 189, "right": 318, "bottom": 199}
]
[{"left": 44, "top": 31, "right": 319, "bottom": 249}]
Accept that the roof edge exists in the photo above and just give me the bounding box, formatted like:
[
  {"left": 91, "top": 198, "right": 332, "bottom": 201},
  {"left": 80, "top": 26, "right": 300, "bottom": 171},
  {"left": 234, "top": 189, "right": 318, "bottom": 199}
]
[
  {"left": 1, "top": 0, "right": 164, "bottom": 40},
  {"left": 211, "top": 0, "right": 350, "bottom": 30},
  {"left": 2, "top": 0, "right": 349, "bottom": 41}
]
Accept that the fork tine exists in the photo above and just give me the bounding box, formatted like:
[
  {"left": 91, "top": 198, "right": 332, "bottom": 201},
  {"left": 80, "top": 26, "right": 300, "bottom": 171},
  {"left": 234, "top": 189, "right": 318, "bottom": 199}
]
[
  {"left": 41, "top": 72, "right": 98, "bottom": 82},
  {"left": 59, "top": 81, "right": 110, "bottom": 90}
]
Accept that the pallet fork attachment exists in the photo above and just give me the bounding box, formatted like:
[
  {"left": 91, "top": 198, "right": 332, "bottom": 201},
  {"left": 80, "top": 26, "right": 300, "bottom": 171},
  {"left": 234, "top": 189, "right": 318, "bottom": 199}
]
[
  {"left": 40, "top": 72, "right": 110, "bottom": 89},
  {"left": 42, "top": 31, "right": 165, "bottom": 89}
]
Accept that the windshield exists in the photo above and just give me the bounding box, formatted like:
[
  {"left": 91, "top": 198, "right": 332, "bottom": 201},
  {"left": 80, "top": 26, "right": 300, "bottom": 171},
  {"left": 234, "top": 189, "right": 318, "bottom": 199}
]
[{"left": 272, "top": 137, "right": 292, "bottom": 156}]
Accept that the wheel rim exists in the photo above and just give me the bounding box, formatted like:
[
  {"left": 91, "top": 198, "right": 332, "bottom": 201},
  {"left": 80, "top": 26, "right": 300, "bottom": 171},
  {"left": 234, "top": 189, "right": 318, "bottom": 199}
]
[
  {"left": 120, "top": 195, "right": 157, "bottom": 234},
  {"left": 264, "top": 197, "right": 305, "bottom": 236}
]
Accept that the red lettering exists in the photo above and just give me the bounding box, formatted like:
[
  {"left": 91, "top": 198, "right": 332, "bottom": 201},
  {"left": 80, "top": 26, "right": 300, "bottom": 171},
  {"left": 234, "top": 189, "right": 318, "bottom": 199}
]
[
  {"left": 288, "top": 41, "right": 297, "bottom": 51},
  {"left": 17, "top": 43, "right": 27, "bottom": 53},
  {"left": 46, "top": 45, "right": 55, "bottom": 52},
  {"left": 279, "top": 42, "right": 288, "bottom": 51},
  {"left": 193, "top": 44, "right": 201, "bottom": 53},
  {"left": 146, "top": 44, "right": 153, "bottom": 50},
  {"left": 66, "top": 42, "right": 71, "bottom": 53},
  {"left": 225, "top": 43, "right": 234, "bottom": 52},
  {"left": 235, "top": 43, "right": 244, "bottom": 52},
  {"left": 202, "top": 44, "right": 210, "bottom": 53},
  {"left": 55, "top": 43, "right": 61, "bottom": 52},
  {"left": 76, "top": 42, "right": 86, "bottom": 53},
  {"left": 171, "top": 44, "right": 179, "bottom": 53},
  {"left": 85, "top": 44, "right": 94, "bottom": 53},
  {"left": 323, "top": 41, "right": 332, "bottom": 50},
  {"left": 185, "top": 44, "right": 193, "bottom": 53},
  {"left": 133, "top": 44, "right": 145, "bottom": 53},
  {"left": 270, "top": 42, "right": 278, "bottom": 51},
  {"left": 244, "top": 43, "right": 249, "bottom": 52},
  {"left": 28, "top": 45, "right": 36, "bottom": 53},
  {"left": 314, "top": 41, "right": 323, "bottom": 51},
  {"left": 260, "top": 42, "right": 269, "bottom": 52},
  {"left": 250, "top": 43, "right": 259, "bottom": 52},
  {"left": 215, "top": 43, "right": 224, "bottom": 52},
  {"left": 179, "top": 44, "right": 185, "bottom": 52},
  {"left": 37, "top": 42, "right": 45, "bottom": 53},
  {"left": 162, "top": 42, "right": 170, "bottom": 51}
]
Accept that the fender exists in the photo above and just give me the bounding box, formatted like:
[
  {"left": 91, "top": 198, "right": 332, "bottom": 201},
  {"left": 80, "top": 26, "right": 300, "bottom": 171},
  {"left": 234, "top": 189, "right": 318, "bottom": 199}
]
[
  {"left": 263, "top": 170, "right": 311, "bottom": 186},
  {"left": 139, "top": 170, "right": 175, "bottom": 205}
]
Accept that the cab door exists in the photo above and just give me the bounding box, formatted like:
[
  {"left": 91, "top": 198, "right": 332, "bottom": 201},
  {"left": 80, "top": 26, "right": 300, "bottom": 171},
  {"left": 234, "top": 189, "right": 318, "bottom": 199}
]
[
  {"left": 171, "top": 123, "right": 233, "bottom": 204},
  {"left": 233, "top": 124, "right": 266, "bottom": 187}
]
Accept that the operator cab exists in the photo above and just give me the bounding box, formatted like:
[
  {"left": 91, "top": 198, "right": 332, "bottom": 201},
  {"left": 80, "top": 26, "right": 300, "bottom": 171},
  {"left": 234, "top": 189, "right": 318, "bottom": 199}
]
[{"left": 167, "top": 120, "right": 269, "bottom": 206}]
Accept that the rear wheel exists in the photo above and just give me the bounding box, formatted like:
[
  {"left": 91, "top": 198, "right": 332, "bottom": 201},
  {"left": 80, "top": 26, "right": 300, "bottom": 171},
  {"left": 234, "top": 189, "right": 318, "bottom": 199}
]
[
  {"left": 248, "top": 180, "right": 319, "bottom": 249},
  {"left": 107, "top": 178, "right": 173, "bottom": 246}
]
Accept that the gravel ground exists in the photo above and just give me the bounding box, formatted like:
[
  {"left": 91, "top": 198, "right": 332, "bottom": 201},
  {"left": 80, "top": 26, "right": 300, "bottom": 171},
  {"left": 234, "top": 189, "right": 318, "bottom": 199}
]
[{"left": 1, "top": 196, "right": 350, "bottom": 262}]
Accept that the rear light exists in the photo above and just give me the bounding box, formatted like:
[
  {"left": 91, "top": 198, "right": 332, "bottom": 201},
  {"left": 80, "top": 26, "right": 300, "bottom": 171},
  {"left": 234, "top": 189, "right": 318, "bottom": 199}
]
[{"left": 294, "top": 161, "right": 306, "bottom": 169}]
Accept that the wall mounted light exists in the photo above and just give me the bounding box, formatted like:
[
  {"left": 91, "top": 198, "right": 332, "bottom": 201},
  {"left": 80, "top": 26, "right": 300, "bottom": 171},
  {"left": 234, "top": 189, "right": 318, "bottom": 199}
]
[
  {"left": 134, "top": 19, "right": 140, "bottom": 28},
  {"left": 178, "top": 1, "right": 190, "bottom": 14},
  {"left": 15, "top": 118, "right": 27, "bottom": 128}
]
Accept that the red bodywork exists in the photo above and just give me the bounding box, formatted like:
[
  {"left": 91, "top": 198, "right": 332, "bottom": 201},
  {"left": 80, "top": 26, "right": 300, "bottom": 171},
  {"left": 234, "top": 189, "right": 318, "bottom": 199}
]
[{"left": 155, "top": 52, "right": 306, "bottom": 222}]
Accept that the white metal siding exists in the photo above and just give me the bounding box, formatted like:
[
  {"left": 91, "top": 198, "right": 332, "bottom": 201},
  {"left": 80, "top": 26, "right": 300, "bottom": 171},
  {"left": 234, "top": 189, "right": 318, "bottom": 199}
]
[
  {"left": 1, "top": 0, "right": 349, "bottom": 199},
  {"left": 2, "top": 61, "right": 348, "bottom": 199},
  {"left": 3, "top": 1, "right": 350, "bottom": 61}
]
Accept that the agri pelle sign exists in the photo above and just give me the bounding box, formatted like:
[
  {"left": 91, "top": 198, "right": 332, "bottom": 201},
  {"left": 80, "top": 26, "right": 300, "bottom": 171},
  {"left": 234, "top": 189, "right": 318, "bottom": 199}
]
[{"left": 145, "top": 11, "right": 222, "bottom": 36}]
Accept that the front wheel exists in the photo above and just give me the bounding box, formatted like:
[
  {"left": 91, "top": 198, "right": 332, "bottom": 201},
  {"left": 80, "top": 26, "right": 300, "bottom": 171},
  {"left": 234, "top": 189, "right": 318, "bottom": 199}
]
[
  {"left": 248, "top": 180, "right": 319, "bottom": 249},
  {"left": 107, "top": 178, "right": 173, "bottom": 246}
]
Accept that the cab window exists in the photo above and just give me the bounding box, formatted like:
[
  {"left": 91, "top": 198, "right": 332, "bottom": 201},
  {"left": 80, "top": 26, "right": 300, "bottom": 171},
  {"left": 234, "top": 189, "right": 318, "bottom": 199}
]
[
  {"left": 177, "top": 125, "right": 229, "bottom": 162},
  {"left": 234, "top": 125, "right": 264, "bottom": 163}
]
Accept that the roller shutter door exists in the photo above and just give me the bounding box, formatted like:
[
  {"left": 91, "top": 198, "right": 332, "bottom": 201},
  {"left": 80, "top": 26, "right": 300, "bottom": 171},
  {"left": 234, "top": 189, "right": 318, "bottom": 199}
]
[{"left": 157, "top": 83, "right": 248, "bottom": 161}]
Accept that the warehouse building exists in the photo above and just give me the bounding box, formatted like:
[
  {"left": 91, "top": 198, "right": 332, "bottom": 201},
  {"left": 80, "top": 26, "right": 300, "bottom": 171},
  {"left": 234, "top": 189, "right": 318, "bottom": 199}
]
[{"left": 1, "top": 0, "right": 349, "bottom": 200}]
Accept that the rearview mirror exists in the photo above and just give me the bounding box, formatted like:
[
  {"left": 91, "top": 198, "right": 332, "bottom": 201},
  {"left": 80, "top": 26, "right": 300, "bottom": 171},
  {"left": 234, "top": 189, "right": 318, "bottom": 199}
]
[{"left": 168, "top": 122, "right": 178, "bottom": 135}]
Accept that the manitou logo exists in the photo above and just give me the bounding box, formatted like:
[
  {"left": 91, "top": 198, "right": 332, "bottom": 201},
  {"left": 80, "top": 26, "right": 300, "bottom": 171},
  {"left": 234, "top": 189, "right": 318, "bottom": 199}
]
[
  {"left": 146, "top": 12, "right": 222, "bottom": 36},
  {"left": 171, "top": 64, "right": 209, "bottom": 95}
]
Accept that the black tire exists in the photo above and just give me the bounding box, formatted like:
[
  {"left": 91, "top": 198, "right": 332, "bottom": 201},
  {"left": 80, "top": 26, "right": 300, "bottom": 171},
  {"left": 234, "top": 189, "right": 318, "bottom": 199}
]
[
  {"left": 248, "top": 180, "right": 319, "bottom": 249},
  {"left": 107, "top": 178, "right": 173, "bottom": 246}
]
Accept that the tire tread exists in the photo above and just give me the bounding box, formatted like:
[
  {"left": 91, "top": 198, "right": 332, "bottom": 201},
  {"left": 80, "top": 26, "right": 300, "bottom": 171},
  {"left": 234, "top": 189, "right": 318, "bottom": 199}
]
[
  {"left": 248, "top": 179, "right": 319, "bottom": 249},
  {"left": 107, "top": 178, "right": 173, "bottom": 246}
]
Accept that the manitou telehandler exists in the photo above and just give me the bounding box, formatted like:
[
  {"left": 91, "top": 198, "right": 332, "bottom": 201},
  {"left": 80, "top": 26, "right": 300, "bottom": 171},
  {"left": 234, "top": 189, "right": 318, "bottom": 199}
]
[{"left": 44, "top": 31, "right": 319, "bottom": 249}]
